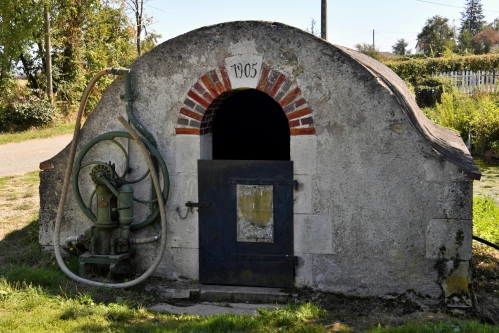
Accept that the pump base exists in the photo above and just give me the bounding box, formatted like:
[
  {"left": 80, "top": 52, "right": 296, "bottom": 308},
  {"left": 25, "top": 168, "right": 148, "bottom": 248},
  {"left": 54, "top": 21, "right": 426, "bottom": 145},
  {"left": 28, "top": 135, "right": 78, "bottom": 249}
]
[{"left": 78, "top": 250, "right": 134, "bottom": 277}]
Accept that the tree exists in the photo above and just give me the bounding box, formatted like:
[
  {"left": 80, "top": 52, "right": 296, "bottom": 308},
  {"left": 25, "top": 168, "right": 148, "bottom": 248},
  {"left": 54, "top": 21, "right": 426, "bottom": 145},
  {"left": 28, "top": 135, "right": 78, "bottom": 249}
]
[
  {"left": 417, "top": 15, "right": 455, "bottom": 57},
  {"left": 0, "top": 0, "right": 42, "bottom": 79},
  {"left": 457, "top": 0, "right": 486, "bottom": 54},
  {"left": 125, "top": 0, "right": 160, "bottom": 56},
  {"left": 49, "top": 0, "right": 138, "bottom": 112},
  {"left": 460, "top": 0, "right": 485, "bottom": 35},
  {"left": 354, "top": 43, "right": 382, "bottom": 61},
  {"left": 474, "top": 29, "right": 499, "bottom": 53},
  {"left": 306, "top": 19, "right": 320, "bottom": 37},
  {"left": 392, "top": 39, "right": 410, "bottom": 55},
  {"left": 488, "top": 18, "right": 499, "bottom": 31}
]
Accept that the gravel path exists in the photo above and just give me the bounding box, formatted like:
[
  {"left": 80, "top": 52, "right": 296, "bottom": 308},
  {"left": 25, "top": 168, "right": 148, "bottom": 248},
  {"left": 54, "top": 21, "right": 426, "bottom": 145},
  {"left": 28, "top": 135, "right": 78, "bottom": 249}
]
[{"left": 0, "top": 135, "right": 72, "bottom": 177}]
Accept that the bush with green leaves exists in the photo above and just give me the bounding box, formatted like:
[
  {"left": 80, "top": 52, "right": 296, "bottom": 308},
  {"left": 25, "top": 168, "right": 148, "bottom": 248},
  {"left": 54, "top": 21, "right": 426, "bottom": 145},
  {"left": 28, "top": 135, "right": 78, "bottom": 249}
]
[
  {"left": 385, "top": 53, "right": 499, "bottom": 86},
  {"left": 468, "top": 95, "right": 499, "bottom": 152},
  {"left": 0, "top": 79, "right": 55, "bottom": 132},
  {"left": 421, "top": 88, "right": 499, "bottom": 153},
  {"left": 414, "top": 77, "right": 454, "bottom": 107}
]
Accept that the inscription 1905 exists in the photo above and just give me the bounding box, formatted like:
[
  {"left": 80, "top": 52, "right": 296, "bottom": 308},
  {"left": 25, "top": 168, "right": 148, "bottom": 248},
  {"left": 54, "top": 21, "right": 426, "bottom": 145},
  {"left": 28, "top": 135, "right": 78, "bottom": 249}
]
[{"left": 230, "top": 63, "right": 258, "bottom": 79}]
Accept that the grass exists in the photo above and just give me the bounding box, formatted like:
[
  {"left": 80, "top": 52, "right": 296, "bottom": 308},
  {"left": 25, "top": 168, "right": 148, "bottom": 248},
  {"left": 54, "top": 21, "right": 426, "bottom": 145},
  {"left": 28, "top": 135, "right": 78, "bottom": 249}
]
[
  {"left": 0, "top": 122, "right": 74, "bottom": 145},
  {"left": 474, "top": 195, "right": 499, "bottom": 244},
  {"left": 0, "top": 284, "right": 331, "bottom": 332}
]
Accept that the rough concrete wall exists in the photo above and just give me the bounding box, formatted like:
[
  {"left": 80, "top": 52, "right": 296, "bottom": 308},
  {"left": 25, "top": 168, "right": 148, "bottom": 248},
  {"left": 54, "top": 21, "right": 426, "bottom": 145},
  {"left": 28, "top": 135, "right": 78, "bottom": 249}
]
[{"left": 39, "top": 21, "right": 476, "bottom": 306}]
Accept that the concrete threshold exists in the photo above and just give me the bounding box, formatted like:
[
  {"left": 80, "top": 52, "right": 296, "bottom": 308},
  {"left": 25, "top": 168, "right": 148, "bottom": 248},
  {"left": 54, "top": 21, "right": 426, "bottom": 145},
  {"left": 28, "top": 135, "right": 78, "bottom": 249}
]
[
  {"left": 145, "top": 279, "right": 297, "bottom": 301},
  {"left": 145, "top": 280, "right": 296, "bottom": 316}
]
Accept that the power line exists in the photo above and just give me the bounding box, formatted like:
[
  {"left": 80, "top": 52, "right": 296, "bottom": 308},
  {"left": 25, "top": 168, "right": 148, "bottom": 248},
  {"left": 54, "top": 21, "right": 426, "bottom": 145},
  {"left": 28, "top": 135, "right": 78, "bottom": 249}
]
[
  {"left": 375, "top": 30, "right": 419, "bottom": 33},
  {"left": 331, "top": 32, "right": 371, "bottom": 42},
  {"left": 416, "top": 0, "right": 499, "bottom": 13},
  {"left": 144, "top": 3, "right": 168, "bottom": 13}
]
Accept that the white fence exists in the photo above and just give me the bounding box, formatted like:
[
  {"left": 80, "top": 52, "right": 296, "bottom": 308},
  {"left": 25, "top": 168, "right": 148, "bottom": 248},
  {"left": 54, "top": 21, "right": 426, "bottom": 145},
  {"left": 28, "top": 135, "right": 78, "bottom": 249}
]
[{"left": 437, "top": 71, "right": 498, "bottom": 93}]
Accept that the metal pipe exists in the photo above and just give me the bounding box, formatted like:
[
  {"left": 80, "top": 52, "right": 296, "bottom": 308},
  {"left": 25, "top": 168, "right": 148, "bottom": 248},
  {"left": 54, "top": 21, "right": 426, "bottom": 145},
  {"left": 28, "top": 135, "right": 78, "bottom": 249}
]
[
  {"left": 321, "top": 0, "right": 327, "bottom": 40},
  {"left": 121, "top": 70, "right": 160, "bottom": 231},
  {"left": 130, "top": 235, "right": 161, "bottom": 244},
  {"left": 65, "top": 235, "right": 81, "bottom": 249}
]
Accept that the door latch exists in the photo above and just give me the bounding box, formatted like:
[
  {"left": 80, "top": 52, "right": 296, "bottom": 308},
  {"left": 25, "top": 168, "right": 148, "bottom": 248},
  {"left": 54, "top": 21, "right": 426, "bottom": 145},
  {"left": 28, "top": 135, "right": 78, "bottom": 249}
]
[{"left": 185, "top": 201, "right": 211, "bottom": 208}]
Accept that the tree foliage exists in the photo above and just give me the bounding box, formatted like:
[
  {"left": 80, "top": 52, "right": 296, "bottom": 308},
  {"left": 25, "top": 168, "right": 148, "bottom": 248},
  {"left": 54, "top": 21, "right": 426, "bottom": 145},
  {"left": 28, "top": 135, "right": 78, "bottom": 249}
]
[
  {"left": 392, "top": 39, "right": 410, "bottom": 55},
  {"left": 417, "top": 15, "right": 455, "bottom": 57},
  {"left": 0, "top": 0, "right": 43, "bottom": 79},
  {"left": 460, "top": 0, "right": 486, "bottom": 35},
  {"left": 458, "top": 0, "right": 487, "bottom": 54},
  {"left": 474, "top": 29, "right": 499, "bottom": 54},
  {"left": 0, "top": 0, "right": 161, "bottom": 128},
  {"left": 354, "top": 43, "right": 382, "bottom": 61}
]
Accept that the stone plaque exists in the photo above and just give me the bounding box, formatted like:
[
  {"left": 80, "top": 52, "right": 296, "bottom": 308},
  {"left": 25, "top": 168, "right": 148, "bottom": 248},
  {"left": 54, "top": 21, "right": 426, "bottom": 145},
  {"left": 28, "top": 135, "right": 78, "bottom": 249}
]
[
  {"left": 236, "top": 185, "right": 274, "bottom": 243},
  {"left": 224, "top": 55, "right": 263, "bottom": 89}
]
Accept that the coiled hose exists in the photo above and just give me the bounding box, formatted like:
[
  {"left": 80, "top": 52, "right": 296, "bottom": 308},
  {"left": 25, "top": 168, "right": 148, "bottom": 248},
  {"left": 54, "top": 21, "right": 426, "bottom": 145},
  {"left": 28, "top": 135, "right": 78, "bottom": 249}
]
[{"left": 53, "top": 69, "right": 167, "bottom": 288}]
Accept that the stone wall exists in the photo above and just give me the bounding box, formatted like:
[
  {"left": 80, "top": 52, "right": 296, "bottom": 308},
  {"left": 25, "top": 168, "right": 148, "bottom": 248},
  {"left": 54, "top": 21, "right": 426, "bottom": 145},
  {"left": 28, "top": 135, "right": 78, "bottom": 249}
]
[{"left": 39, "top": 21, "right": 479, "bottom": 307}]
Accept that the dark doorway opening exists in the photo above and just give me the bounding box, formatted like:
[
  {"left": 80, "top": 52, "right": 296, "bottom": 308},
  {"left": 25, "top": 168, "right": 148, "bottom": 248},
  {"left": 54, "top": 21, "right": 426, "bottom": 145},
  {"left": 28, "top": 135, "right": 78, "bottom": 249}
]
[{"left": 212, "top": 89, "right": 290, "bottom": 160}]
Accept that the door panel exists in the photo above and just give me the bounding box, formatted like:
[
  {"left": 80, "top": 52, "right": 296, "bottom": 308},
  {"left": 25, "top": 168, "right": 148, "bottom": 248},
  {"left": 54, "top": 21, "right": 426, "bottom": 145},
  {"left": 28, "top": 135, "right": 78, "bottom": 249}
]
[{"left": 198, "top": 160, "right": 294, "bottom": 288}]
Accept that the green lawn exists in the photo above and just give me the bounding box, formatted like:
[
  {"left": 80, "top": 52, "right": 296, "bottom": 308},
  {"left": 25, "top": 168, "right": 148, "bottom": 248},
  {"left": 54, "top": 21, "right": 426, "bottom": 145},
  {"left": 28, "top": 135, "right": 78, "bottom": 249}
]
[{"left": 0, "top": 122, "right": 74, "bottom": 145}]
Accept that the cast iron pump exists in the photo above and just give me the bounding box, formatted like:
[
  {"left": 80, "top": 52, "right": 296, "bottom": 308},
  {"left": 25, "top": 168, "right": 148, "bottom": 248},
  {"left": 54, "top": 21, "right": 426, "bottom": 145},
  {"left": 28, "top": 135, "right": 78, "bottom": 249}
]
[{"left": 54, "top": 68, "right": 169, "bottom": 288}]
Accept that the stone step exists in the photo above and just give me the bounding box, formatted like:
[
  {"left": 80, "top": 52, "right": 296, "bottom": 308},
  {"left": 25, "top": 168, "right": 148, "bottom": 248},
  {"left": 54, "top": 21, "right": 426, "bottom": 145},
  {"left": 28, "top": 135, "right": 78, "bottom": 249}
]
[{"left": 145, "top": 280, "right": 297, "bottom": 304}]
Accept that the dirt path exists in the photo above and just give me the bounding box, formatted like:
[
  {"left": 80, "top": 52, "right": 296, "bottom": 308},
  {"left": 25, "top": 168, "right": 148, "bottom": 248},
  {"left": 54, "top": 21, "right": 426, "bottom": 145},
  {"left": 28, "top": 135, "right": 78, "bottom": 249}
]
[{"left": 0, "top": 135, "right": 72, "bottom": 177}]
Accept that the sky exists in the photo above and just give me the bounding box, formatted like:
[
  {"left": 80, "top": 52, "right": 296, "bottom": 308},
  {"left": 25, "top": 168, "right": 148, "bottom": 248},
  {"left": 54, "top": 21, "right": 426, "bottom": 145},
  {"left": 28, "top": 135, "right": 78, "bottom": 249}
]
[{"left": 143, "top": 0, "right": 499, "bottom": 53}]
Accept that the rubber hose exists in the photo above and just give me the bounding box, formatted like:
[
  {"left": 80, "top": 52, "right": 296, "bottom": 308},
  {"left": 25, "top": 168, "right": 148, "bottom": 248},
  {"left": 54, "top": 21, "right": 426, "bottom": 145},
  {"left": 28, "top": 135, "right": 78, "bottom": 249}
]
[
  {"left": 473, "top": 235, "right": 499, "bottom": 251},
  {"left": 53, "top": 70, "right": 168, "bottom": 288}
]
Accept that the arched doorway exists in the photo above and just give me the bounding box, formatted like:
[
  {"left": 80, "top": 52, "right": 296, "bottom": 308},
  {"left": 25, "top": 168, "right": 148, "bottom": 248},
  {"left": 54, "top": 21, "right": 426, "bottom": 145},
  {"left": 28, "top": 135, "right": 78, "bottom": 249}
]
[
  {"left": 212, "top": 89, "right": 290, "bottom": 161},
  {"left": 198, "top": 89, "right": 295, "bottom": 288}
]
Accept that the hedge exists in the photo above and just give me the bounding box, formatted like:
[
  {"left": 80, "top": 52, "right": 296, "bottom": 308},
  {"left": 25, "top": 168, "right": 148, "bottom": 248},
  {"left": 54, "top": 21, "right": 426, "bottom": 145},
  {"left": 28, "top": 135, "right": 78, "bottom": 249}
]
[{"left": 385, "top": 54, "right": 499, "bottom": 85}]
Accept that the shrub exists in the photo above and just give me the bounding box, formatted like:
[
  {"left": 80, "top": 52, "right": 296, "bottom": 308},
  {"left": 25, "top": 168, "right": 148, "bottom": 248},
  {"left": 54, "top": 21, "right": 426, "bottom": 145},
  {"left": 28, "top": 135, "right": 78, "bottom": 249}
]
[
  {"left": 414, "top": 77, "right": 454, "bottom": 108},
  {"left": 468, "top": 95, "right": 499, "bottom": 153},
  {"left": 422, "top": 89, "right": 499, "bottom": 152},
  {"left": 0, "top": 87, "right": 55, "bottom": 132}
]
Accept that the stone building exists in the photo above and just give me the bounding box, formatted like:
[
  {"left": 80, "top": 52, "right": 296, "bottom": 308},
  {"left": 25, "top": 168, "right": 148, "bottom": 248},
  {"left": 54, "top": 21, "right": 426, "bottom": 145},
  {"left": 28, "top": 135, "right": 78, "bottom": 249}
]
[{"left": 39, "top": 21, "right": 480, "bottom": 307}]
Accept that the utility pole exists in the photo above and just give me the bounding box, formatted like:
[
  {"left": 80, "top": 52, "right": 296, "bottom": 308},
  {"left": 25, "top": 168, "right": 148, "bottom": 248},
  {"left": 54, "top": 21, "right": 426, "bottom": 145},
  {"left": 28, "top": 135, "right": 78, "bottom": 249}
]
[
  {"left": 321, "top": 0, "right": 327, "bottom": 40},
  {"left": 372, "top": 29, "right": 375, "bottom": 49},
  {"left": 44, "top": 2, "right": 53, "bottom": 104}
]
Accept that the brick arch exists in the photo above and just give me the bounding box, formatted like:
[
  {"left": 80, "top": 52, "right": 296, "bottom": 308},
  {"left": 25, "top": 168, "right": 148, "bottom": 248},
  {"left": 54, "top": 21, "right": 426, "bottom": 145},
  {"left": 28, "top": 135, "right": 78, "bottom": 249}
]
[{"left": 175, "top": 64, "right": 316, "bottom": 136}]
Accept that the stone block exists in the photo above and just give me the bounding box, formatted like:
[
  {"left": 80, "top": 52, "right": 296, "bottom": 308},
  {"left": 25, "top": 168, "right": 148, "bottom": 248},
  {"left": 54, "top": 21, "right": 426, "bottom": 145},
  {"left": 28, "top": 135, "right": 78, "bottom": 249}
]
[
  {"left": 295, "top": 253, "right": 314, "bottom": 287},
  {"left": 294, "top": 175, "right": 312, "bottom": 214},
  {"left": 294, "top": 215, "right": 332, "bottom": 254},
  {"left": 290, "top": 135, "right": 316, "bottom": 175},
  {"left": 426, "top": 219, "right": 472, "bottom": 260},
  {"left": 200, "top": 133, "right": 212, "bottom": 160},
  {"left": 156, "top": 247, "right": 199, "bottom": 280},
  {"left": 443, "top": 261, "right": 472, "bottom": 308},
  {"left": 167, "top": 173, "right": 198, "bottom": 212},
  {"left": 166, "top": 209, "right": 199, "bottom": 248},
  {"left": 441, "top": 181, "right": 473, "bottom": 220},
  {"left": 224, "top": 55, "right": 263, "bottom": 89},
  {"left": 175, "top": 135, "right": 200, "bottom": 173}
]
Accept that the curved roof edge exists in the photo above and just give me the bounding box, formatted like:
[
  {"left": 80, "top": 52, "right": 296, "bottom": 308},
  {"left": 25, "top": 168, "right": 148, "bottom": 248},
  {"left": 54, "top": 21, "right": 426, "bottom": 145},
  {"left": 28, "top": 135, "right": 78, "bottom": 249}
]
[
  {"left": 335, "top": 45, "right": 481, "bottom": 180},
  {"left": 145, "top": 20, "right": 481, "bottom": 180}
]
